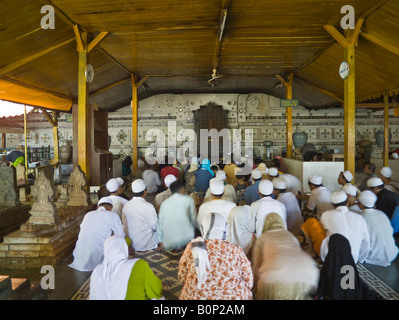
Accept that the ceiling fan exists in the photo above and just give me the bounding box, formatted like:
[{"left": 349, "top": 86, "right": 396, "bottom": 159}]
[{"left": 207, "top": 68, "right": 223, "bottom": 86}]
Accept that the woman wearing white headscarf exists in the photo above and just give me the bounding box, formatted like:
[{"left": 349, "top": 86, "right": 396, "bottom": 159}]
[
  {"left": 90, "top": 235, "right": 163, "bottom": 300},
  {"left": 227, "top": 205, "right": 255, "bottom": 256},
  {"left": 252, "top": 213, "right": 319, "bottom": 300},
  {"left": 178, "top": 212, "right": 253, "bottom": 300}
]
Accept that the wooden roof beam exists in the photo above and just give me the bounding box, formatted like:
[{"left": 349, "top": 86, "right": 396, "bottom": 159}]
[
  {"left": 0, "top": 37, "right": 75, "bottom": 76},
  {"left": 359, "top": 32, "right": 399, "bottom": 56}
]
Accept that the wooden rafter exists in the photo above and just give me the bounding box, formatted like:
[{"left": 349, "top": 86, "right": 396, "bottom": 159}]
[{"left": 0, "top": 38, "right": 75, "bottom": 76}]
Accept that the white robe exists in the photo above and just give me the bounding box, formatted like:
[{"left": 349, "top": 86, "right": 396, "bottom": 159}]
[
  {"left": 250, "top": 197, "right": 287, "bottom": 238},
  {"left": 227, "top": 205, "right": 254, "bottom": 255},
  {"left": 319, "top": 206, "right": 370, "bottom": 263},
  {"left": 197, "top": 199, "right": 237, "bottom": 230},
  {"left": 157, "top": 193, "right": 197, "bottom": 251},
  {"left": 277, "top": 192, "right": 304, "bottom": 235},
  {"left": 122, "top": 197, "right": 159, "bottom": 251},
  {"left": 108, "top": 195, "right": 128, "bottom": 220},
  {"left": 361, "top": 208, "right": 399, "bottom": 267},
  {"left": 69, "top": 207, "right": 125, "bottom": 272}
]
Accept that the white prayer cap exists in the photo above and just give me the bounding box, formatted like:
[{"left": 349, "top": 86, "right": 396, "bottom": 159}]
[
  {"left": 210, "top": 179, "right": 225, "bottom": 196},
  {"left": 308, "top": 174, "right": 322, "bottom": 185},
  {"left": 132, "top": 179, "right": 146, "bottom": 193},
  {"left": 272, "top": 178, "right": 287, "bottom": 190},
  {"left": 251, "top": 169, "right": 262, "bottom": 180},
  {"left": 215, "top": 170, "right": 227, "bottom": 181},
  {"left": 331, "top": 190, "right": 348, "bottom": 205},
  {"left": 191, "top": 157, "right": 198, "bottom": 164},
  {"left": 380, "top": 167, "right": 393, "bottom": 179},
  {"left": 17, "top": 141, "right": 25, "bottom": 146},
  {"left": 258, "top": 180, "right": 273, "bottom": 196},
  {"left": 116, "top": 177, "right": 125, "bottom": 186},
  {"left": 367, "top": 177, "right": 384, "bottom": 188},
  {"left": 98, "top": 196, "right": 113, "bottom": 206},
  {"left": 342, "top": 184, "right": 357, "bottom": 197},
  {"left": 342, "top": 170, "right": 353, "bottom": 182},
  {"left": 393, "top": 153, "right": 399, "bottom": 159},
  {"left": 358, "top": 190, "right": 377, "bottom": 208},
  {"left": 106, "top": 178, "right": 121, "bottom": 193},
  {"left": 268, "top": 167, "right": 278, "bottom": 177},
  {"left": 164, "top": 174, "right": 177, "bottom": 188}
]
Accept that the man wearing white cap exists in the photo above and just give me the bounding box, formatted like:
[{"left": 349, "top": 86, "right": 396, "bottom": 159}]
[
  {"left": 367, "top": 177, "right": 399, "bottom": 220},
  {"left": 318, "top": 190, "right": 370, "bottom": 263},
  {"left": 357, "top": 191, "right": 399, "bottom": 267},
  {"left": 342, "top": 183, "right": 362, "bottom": 214},
  {"left": 273, "top": 178, "right": 304, "bottom": 236},
  {"left": 203, "top": 170, "right": 237, "bottom": 203},
  {"left": 197, "top": 179, "right": 237, "bottom": 229},
  {"left": 338, "top": 170, "right": 353, "bottom": 187},
  {"left": 69, "top": 196, "right": 125, "bottom": 272},
  {"left": 379, "top": 167, "right": 399, "bottom": 194},
  {"left": 303, "top": 174, "right": 334, "bottom": 220},
  {"left": 250, "top": 179, "right": 287, "bottom": 238},
  {"left": 157, "top": 180, "right": 197, "bottom": 251},
  {"left": 122, "top": 179, "right": 161, "bottom": 252},
  {"left": 244, "top": 169, "right": 263, "bottom": 205},
  {"left": 268, "top": 167, "right": 303, "bottom": 195},
  {"left": 154, "top": 174, "right": 177, "bottom": 212},
  {"left": 106, "top": 178, "right": 128, "bottom": 220}
]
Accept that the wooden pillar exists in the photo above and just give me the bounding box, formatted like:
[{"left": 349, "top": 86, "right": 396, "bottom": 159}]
[
  {"left": 77, "top": 31, "right": 90, "bottom": 184},
  {"left": 275, "top": 73, "right": 294, "bottom": 158},
  {"left": 344, "top": 44, "right": 356, "bottom": 178},
  {"left": 52, "top": 111, "right": 59, "bottom": 163},
  {"left": 384, "top": 92, "right": 390, "bottom": 166},
  {"left": 131, "top": 74, "right": 138, "bottom": 172},
  {"left": 286, "top": 73, "right": 294, "bottom": 158},
  {"left": 24, "top": 105, "right": 28, "bottom": 180}
]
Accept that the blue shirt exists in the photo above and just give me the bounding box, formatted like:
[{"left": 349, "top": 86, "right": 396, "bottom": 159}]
[
  {"left": 195, "top": 169, "right": 214, "bottom": 194},
  {"left": 244, "top": 180, "right": 261, "bottom": 205}
]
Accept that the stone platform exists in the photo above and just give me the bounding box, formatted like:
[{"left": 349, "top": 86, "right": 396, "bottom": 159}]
[
  {"left": 0, "top": 205, "right": 94, "bottom": 269},
  {"left": 0, "top": 205, "right": 31, "bottom": 243}
]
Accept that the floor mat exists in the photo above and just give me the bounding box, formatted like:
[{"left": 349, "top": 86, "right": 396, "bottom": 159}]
[
  {"left": 71, "top": 250, "right": 399, "bottom": 300},
  {"left": 71, "top": 249, "right": 183, "bottom": 300}
]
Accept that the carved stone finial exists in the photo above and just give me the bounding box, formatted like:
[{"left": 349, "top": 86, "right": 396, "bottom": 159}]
[
  {"left": 67, "top": 165, "right": 90, "bottom": 207},
  {"left": 28, "top": 171, "right": 58, "bottom": 225}
]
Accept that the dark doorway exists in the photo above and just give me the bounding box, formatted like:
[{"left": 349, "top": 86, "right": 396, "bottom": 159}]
[{"left": 193, "top": 102, "right": 229, "bottom": 162}]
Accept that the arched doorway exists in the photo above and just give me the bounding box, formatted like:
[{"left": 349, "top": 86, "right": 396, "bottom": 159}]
[{"left": 193, "top": 102, "right": 229, "bottom": 162}]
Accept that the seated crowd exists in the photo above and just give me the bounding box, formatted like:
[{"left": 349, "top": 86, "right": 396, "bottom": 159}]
[{"left": 69, "top": 156, "right": 399, "bottom": 300}]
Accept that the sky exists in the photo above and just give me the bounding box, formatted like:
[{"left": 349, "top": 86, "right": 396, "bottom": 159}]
[{"left": 0, "top": 100, "right": 34, "bottom": 118}]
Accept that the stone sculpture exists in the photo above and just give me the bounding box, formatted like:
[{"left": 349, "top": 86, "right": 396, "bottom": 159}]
[{"left": 67, "top": 165, "right": 90, "bottom": 207}]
